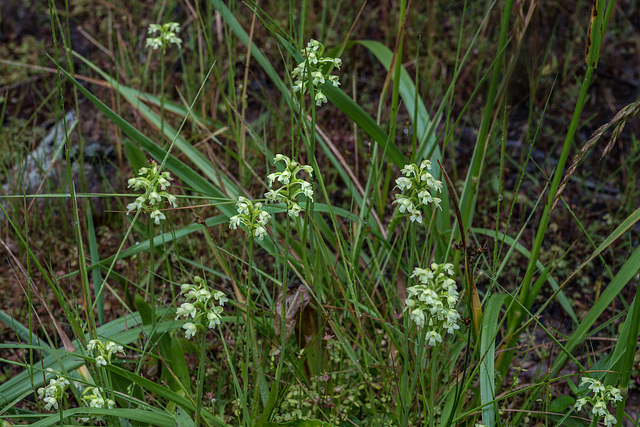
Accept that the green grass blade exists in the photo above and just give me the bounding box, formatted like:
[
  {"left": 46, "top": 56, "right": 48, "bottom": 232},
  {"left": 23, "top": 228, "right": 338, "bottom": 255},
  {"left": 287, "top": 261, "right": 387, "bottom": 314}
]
[
  {"left": 356, "top": 40, "right": 437, "bottom": 157},
  {"left": 86, "top": 208, "right": 104, "bottom": 325},
  {"left": 0, "top": 310, "right": 51, "bottom": 357},
  {"left": 472, "top": 227, "right": 577, "bottom": 323},
  {"left": 29, "top": 407, "right": 175, "bottom": 427},
  {"left": 480, "top": 293, "right": 509, "bottom": 426},
  {"left": 603, "top": 279, "right": 640, "bottom": 424},
  {"left": 550, "top": 244, "right": 640, "bottom": 376}
]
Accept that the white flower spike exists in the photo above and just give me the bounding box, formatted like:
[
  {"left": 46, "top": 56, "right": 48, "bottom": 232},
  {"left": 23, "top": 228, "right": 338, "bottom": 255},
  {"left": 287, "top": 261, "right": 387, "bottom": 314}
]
[
  {"left": 126, "top": 161, "right": 176, "bottom": 225},
  {"left": 175, "top": 276, "right": 227, "bottom": 339},
  {"left": 405, "top": 263, "right": 462, "bottom": 347},
  {"left": 291, "top": 39, "right": 342, "bottom": 107},
  {"left": 394, "top": 159, "right": 443, "bottom": 223}
]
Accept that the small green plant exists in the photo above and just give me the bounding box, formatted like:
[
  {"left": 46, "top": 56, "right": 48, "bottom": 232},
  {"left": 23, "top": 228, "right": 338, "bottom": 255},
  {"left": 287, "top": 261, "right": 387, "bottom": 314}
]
[
  {"left": 126, "top": 161, "right": 176, "bottom": 224},
  {"left": 573, "top": 377, "right": 622, "bottom": 427},
  {"left": 292, "top": 39, "right": 342, "bottom": 105},
  {"left": 264, "top": 153, "right": 314, "bottom": 217},
  {"left": 146, "top": 22, "right": 182, "bottom": 52},
  {"left": 393, "top": 160, "right": 443, "bottom": 223},
  {"left": 86, "top": 339, "right": 125, "bottom": 366},
  {"left": 37, "top": 374, "right": 70, "bottom": 411},
  {"left": 405, "top": 262, "right": 461, "bottom": 346},
  {"left": 229, "top": 196, "right": 271, "bottom": 241},
  {"left": 175, "top": 276, "right": 228, "bottom": 338}
]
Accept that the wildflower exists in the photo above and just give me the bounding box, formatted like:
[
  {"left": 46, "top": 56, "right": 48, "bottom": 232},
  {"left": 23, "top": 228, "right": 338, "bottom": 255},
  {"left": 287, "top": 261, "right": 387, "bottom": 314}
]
[
  {"left": 228, "top": 196, "right": 271, "bottom": 241},
  {"left": 176, "top": 302, "right": 197, "bottom": 319},
  {"left": 575, "top": 376, "right": 622, "bottom": 426},
  {"left": 105, "top": 342, "right": 124, "bottom": 354},
  {"left": 288, "top": 203, "right": 302, "bottom": 217},
  {"left": 291, "top": 39, "right": 342, "bottom": 106},
  {"left": 175, "top": 276, "right": 227, "bottom": 339},
  {"left": 150, "top": 209, "right": 166, "bottom": 225},
  {"left": 314, "top": 90, "right": 328, "bottom": 106},
  {"left": 396, "top": 177, "right": 412, "bottom": 191},
  {"left": 86, "top": 338, "right": 126, "bottom": 366},
  {"left": 592, "top": 400, "right": 607, "bottom": 416},
  {"left": 405, "top": 263, "right": 462, "bottom": 347},
  {"left": 263, "top": 154, "right": 314, "bottom": 218},
  {"left": 146, "top": 22, "right": 182, "bottom": 52},
  {"left": 607, "top": 387, "right": 623, "bottom": 402},
  {"left": 207, "top": 306, "right": 223, "bottom": 328},
  {"left": 604, "top": 414, "right": 617, "bottom": 427},
  {"left": 183, "top": 322, "right": 197, "bottom": 339},
  {"left": 37, "top": 375, "right": 69, "bottom": 412},
  {"left": 426, "top": 330, "right": 443, "bottom": 346},
  {"left": 394, "top": 159, "right": 443, "bottom": 223},
  {"left": 81, "top": 386, "right": 115, "bottom": 415},
  {"left": 212, "top": 290, "right": 228, "bottom": 305},
  {"left": 408, "top": 306, "right": 425, "bottom": 328},
  {"left": 409, "top": 210, "right": 423, "bottom": 224},
  {"left": 126, "top": 161, "right": 176, "bottom": 225}
]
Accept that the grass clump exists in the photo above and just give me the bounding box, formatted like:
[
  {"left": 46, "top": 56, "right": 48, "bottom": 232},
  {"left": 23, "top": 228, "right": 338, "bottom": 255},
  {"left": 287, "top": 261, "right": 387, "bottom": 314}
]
[{"left": 1, "top": 1, "right": 640, "bottom": 427}]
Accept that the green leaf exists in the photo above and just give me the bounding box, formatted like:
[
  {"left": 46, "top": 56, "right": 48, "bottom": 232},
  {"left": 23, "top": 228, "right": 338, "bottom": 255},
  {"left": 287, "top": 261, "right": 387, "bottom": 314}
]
[
  {"left": 86, "top": 208, "right": 104, "bottom": 325},
  {"left": 480, "top": 293, "right": 509, "bottom": 427},
  {"left": 175, "top": 406, "right": 196, "bottom": 427},
  {"left": 548, "top": 395, "right": 575, "bottom": 413},
  {"left": 29, "top": 407, "right": 175, "bottom": 427},
  {"left": 135, "top": 294, "right": 153, "bottom": 325},
  {"left": 124, "top": 138, "right": 148, "bottom": 172}
]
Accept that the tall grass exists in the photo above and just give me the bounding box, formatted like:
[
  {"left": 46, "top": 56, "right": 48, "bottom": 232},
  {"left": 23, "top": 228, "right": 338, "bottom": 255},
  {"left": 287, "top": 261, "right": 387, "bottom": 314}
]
[{"left": 1, "top": 1, "right": 639, "bottom": 426}]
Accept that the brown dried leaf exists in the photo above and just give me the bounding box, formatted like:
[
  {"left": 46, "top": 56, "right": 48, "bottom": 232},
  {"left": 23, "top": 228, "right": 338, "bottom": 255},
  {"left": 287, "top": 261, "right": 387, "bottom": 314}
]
[{"left": 274, "top": 283, "right": 312, "bottom": 342}]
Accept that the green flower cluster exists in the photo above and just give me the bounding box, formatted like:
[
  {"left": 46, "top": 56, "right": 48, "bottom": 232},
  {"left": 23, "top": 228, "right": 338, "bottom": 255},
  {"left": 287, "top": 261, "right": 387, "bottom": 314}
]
[
  {"left": 175, "top": 276, "right": 228, "bottom": 339},
  {"left": 264, "top": 154, "right": 314, "bottom": 218},
  {"left": 229, "top": 196, "right": 271, "bottom": 241},
  {"left": 146, "top": 22, "right": 182, "bottom": 51},
  {"left": 80, "top": 386, "right": 115, "bottom": 422},
  {"left": 394, "top": 160, "right": 443, "bottom": 224},
  {"left": 127, "top": 162, "right": 176, "bottom": 225},
  {"left": 292, "top": 39, "right": 342, "bottom": 106},
  {"left": 87, "top": 339, "right": 125, "bottom": 367},
  {"left": 574, "top": 377, "right": 623, "bottom": 427},
  {"left": 37, "top": 374, "right": 69, "bottom": 411},
  {"left": 405, "top": 263, "right": 461, "bottom": 346}
]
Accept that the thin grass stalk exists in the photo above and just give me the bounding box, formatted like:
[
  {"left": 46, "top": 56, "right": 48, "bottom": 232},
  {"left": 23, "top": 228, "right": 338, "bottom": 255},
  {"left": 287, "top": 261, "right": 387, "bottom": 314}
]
[
  {"left": 498, "top": 0, "right": 614, "bottom": 378},
  {"left": 457, "top": 0, "right": 514, "bottom": 233},
  {"left": 217, "top": 322, "right": 250, "bottom": 424},
  {"left": 195, "top": 329, "right": 206, "bottom": 427},
  {"left": 245, "top": 241, "right": 263, "bottom": 415},
  {"left": 273, "top": 217, "right": 292, "bottom": 421},
  {"left": 148, "top": 221, "right": 156, "bottom": 327},
  {"left": 47, "top": 0, "right": 97, "bottom": 343}
]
